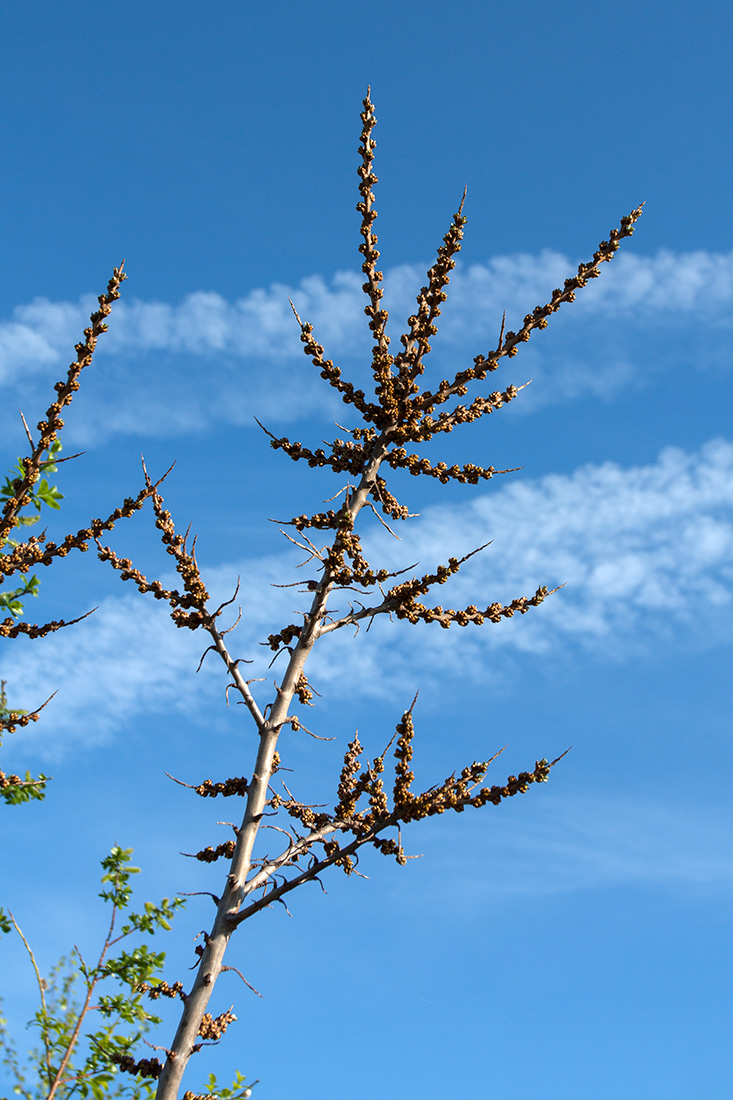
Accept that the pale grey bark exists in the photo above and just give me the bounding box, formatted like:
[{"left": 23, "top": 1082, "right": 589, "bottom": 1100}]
[{"left": 155, "top": 435, "right": 392, "bottom": 1100}]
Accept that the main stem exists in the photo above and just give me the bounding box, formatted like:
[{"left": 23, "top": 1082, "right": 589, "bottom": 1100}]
[{"left": 155, "top": 433, "right": 391, "bottom": 1100}]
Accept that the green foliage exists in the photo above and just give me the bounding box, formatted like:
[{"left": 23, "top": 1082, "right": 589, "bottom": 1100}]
[
  {"left": 0, "top": 441, "right": 64, "bottom": 620},
  {"left": 0, "top": 683, "right": 49, "bottom": 807},
  {"left": 200, "top": 1072, "right": 258, "bottom": 1100},
  {"left": 0, "top": 440, "right": 65, "bottom": 516},
  {"left": 98, "top": 848, "right": 142, "bottom": 910},
  {"left": 0, "top": 847, "right": 185, "bottom": 1100},
  {"left": 0, "top": 575, "right": 41, "bottom": 623},
  {"left": 1, "top": 441, "right": 65, "bottom": 804},
  {"left": 0, "top": 771, "right": 50, "bottom": 807}
]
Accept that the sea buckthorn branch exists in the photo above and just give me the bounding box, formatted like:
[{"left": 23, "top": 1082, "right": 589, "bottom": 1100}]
[
  {"left": 321, "top": 584, "right": 553, "bottom": 635},
  {"left": 89, "top": 91, "right": 641, "bottom": 1099},
  {"left": 357, "top": 90, "right": 394, "bottom": 415},
  {"left": 0, "top": 680, "right": 53, "bottom": 743},
  {"left": 289, "top": 301, "right": 382, "bottom": 423},
  {"left": 334, "top": 733, "right": 367, "bottom": 818},
  {"left": 409, "top": 205, "right": 644, "bottom": 426},
  {"left": 384, "top": 448, "right": 519, "bottom": 485},
  {"left": 144, "top": 464, "right": 212, "bottom": 629},
  {"left": 293, "top": 673, "right": 315, "bottom": 706},
  {"left": 0, "top": 265, "right": 126, "bottom": 547},
  {"left": 369, "top": 474, "right": 411, "bottom": 520},
  {"left": 110, "top": 1054, "right": 163, "bottom": 1079},
  {"left": 267, "top": 792, "right": 331, "bottom": 839},
  {"left": 97, "top": 481, "right": 267, "bottom": 732},
  {"left": 190, "top": 841, "right": 237, "bottom": 865},
  {"left": 0, "top": 607, "right": 96, "bottom": 641},
  {"left": 318, "top": 545, "right": 548, "bottom": 635},
  {"left": 264, "top": 621, "right": 303, "bottom": 652},
  {"left": 192, "top": 776, "right": 251, "bottom": 798},
  {"left": 0, "top": 481, "right": 163, "bottom": 591},
  {"left": 327, "top": 437, "right": 372, "bottom": 476},
  {"left": 196, "top": 1008, "right": 237, "bottom": 1042},
  {"left": 228, "top": 709, "right": 561, "bottom": 928},
  {"left": 256, "top": 420, "right": 370, "bottom": 477},
  {"left": 95, "top": 463, "right": 212, "bottom": 630},
  {"left": 415, "top": 382, "right": 525, "bottom": 440},
  {"left": 0, "top": 268, "right": 165, "bottom": 794},
  {"left": 392, "top": 194, "right": 467, "bottom": 397},
  {"left": 284, "top": 506, "right": 349, "bottom": 532},
  {"left": 138, "top": 980, "right": 187, "bottom": 1001},
  {"left": 93, "top": 544, "right": 197, "bottom": 614},
  {"left": 392, "top": 699, "right": 417, "bottom": 808}
]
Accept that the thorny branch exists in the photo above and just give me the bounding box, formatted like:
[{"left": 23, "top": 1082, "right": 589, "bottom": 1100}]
[
  {"left": 84, "top": 89, "right": 642, "bottom": 1099},
  {"left": 0, "top": 266, "right": 172, "bottom": 801}
]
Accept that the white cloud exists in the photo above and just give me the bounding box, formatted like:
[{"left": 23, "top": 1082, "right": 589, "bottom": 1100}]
[
  {"left": 432, "top": 248, "right": 733, "bottom": 334},
  {"left": 339, "top": 436, "right": 733, "bottom": 679},
  {"left": 414, "top": 792, "right": 733, "bottom": 899},
  {"left": 3, "top": 439, "right": 731, "bottom": 757},
  {"left": 260, "top": 437, "right": 733, "bottom": 701},
  {"left": 3, "top": 593, "right": 220, "bottom": 760},
  {"left": 0, "top": 272, "right": 370, "bottom": 387},
  {"left": 0, "top": 250, "right": 730, "bottom": 441}
]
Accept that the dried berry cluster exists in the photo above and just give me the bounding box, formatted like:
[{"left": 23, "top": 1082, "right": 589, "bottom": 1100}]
[
  {"left": 229, "top": 707, "right": 560, "bottom": 926},
  {"left": 96, "top": 466, "right": 212, "bottom": 631},
  {"left": 1, "top": 485, "right": 165, "bottom": 643},
  {"left": 194, "top": 776, "right": 249, "bottom": 798},
  {"left": 193, "top": 840, "right": 237, "bottom": 864},
  {"left": 344, "top": 707, "right": 551, "bottom": 856},
  {"left": 0, "top": 705, "right": 42, "bottom": 736},
  {"left": 138, "top": 980, "right": 186, "bottom": 1001},
  {"left": 197, "top": 1008, "right": 236, "bottom": 1041},
  {"left": 111, "top": 1054, "right": 162, "bottom": 1079}
]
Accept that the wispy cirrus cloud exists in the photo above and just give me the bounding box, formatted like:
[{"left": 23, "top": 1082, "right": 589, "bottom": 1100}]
[
  {"left": 2, "top": 593, "right": 220, "bottom": 760},
  {"left": 304, "top": 436, "right": 733, "bottom": 694},
  {"left": 409, "top": 792, "right": 733, "bottom": 900},
  {"left": 0, "top": 250, "right": 730, "bottom": 443},
  {"left": 5, "top": 438, "right": 732, "bottom": 757}
]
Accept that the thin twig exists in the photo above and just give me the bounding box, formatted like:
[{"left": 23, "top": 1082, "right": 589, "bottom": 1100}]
[{"left": 8, "top": 913, "right": 53, "bottom": 1087}]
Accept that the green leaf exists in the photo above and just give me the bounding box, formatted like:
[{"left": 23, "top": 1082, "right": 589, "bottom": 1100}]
[
  {"left": 0, "top": 772, "right": 49, "bottom": 805},
  {"left": 34, "top": 478, "right": 64, "bottom": 510}
]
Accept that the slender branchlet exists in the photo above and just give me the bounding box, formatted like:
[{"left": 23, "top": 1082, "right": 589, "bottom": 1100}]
[
  {"left": 0, "top": 265, "right": 126, "bottom": 546},
  {"left": 357, "top": 89, "right": 395, "bottom": 419},
  {"left": 393, "top": 191, "right": 467, "bottom": 393}
]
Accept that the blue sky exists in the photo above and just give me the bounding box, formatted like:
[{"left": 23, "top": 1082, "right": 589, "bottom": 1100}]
[{"left": 1, "top": 2, "right": 731, "bottom": 1098}]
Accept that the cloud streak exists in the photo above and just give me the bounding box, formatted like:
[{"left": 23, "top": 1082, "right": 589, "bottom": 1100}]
[
  {"left": 1, "top": 250, "right": 730, "bottom": 442},
  {"left": 4, "top": 439, "right": 732, "bottom": 757},
  {"left": 3, "top": 593, "right": 220, "bottom": 760},
  {"left": 414, "top": 792, "right": 733, "bottom": 900},
  {"left": 298, "top": 436, "right": 733, "bottom": 695}
]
